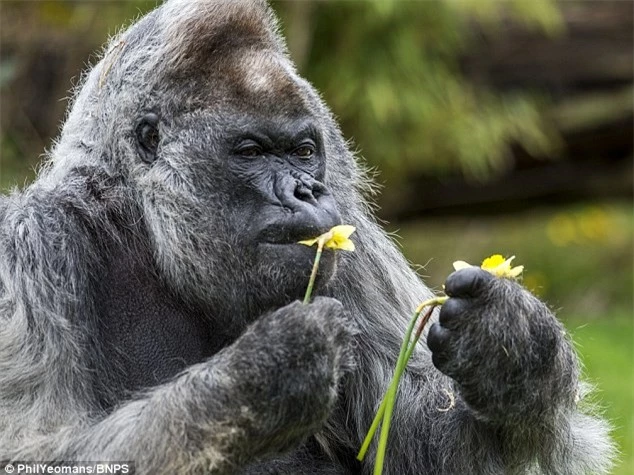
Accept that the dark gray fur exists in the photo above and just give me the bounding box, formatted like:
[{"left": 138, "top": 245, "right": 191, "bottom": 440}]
[{"left": 0, "top": 1, "right": 615, "bottom": 473}]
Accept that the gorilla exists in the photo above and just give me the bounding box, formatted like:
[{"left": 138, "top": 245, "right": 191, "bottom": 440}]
[{"left": 0, "top": 1, "right": 615, "bottom": 473}]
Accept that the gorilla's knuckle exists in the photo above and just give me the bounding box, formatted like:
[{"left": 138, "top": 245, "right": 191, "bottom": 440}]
[
  {"left": 311, "top": 296, "right": 343, "bottom": 310},
  {"left": 438, "top": 297, "right": 469, "bottom": 329},
  {"left": 427, "top": 322, "right": 451, "bottom": 354},
  {"left": 307, "top": 298, "right": 345, "bottom": 323},
  {"left": 445, "top": 267, "right": 494, "bottom": 298},
  {"left": 431, "top": 351, "right": 449, "bottom": 372}
]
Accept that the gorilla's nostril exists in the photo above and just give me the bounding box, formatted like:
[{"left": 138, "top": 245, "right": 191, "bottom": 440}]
[
  {"left": 311, "top": 182, "right": 325, "bottom": 199},
  {"left": 294, "top": 182, "right": 316, "bottom": 203}
]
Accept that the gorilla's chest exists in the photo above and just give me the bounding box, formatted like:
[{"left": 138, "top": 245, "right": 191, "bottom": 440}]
[{"left": 93, "top": 252, "right": 217, "bottom": 407}]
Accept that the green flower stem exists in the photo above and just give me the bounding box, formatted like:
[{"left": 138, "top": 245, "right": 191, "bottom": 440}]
[
  {"left": 372, "top": 350, "right": 409, "bottom": 475},
  {"left": 303, "top": 237, "right": 327, "bottom": 304},
  {"left": 357, "top": 394, "right": 388, "bottom": 462},
  {"left": 357, "top": 298, "right": 431, "bottom": 461},
  {"left": 357, "top": 296, "right": 448, "bottom": 474},
  {"left": 357, "top": 302, "right": 436, "bottom": 463}
]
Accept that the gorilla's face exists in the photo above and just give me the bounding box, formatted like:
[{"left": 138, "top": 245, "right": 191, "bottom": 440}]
[
  {"left": 132, "top": 48, "right": 342, "bottom": 323},
  {"left": 222, "top": 113, "right": 342, "bottom": 273}
]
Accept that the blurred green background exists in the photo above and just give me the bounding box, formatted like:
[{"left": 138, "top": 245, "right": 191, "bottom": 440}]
[{"left": 0, "top": 1, "right": 632, "bottom": 472}]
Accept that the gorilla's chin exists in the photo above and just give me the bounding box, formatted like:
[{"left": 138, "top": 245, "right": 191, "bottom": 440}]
[
  {"left": 253, "top": 243, "right": 337, "bottom": 301},
  {"left": 206, "top": 244, "right": 339, "bottom": 330}
]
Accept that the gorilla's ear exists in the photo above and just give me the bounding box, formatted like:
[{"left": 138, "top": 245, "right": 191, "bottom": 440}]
[{"left": 159, "top": 0, "right": 285, "bottom": 71}]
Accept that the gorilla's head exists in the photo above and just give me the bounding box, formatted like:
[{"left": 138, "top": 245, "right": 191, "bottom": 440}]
[{"left": 52, "top": 0, "right": 366, "bottom": 323}]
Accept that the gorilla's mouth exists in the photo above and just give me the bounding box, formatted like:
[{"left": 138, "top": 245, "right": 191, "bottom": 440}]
[
  {"left": 257, "top": 225, "right": 336, "bottom": 247},
  {"left": 256, "top": 227, "right": 337, "bottom": 267},
  {"left": 258, "top": 239, "right": 337, "bottom": 262}
]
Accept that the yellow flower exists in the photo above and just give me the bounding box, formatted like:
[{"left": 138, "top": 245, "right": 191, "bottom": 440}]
[
  {"left": 453, "top": 254, "right": 523, "bottom": 279},
  {"left": 298, "top": 225, "right": 356, "bottom": 251}
]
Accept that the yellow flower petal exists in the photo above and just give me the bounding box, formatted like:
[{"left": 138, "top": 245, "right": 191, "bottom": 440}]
[
  {"left": 453, "top": 254, "right": 523, "bottom": 279},
  {"left": 481, "top": 254, "right": 506, "bottom": 270},
  {"left": 329, "top": 225, "right": 356, "bottom": 239},
  {"left": 452, "top": 260, "right": 474, "bottom": 271},
  {"left": 298, "top": 237, "right": 320, "bottom": 247},
  {"left": 297, "top": 225, "right": 356, "bottom": 252},
  {"left": 324, "top": 225, "right": 356, "bottom": 251},
  {"left": 508, "top": 265, "right": 524, "bottom": 278},
  {"left": 326, "top": 238, "right": 355, "bottom": 251}
]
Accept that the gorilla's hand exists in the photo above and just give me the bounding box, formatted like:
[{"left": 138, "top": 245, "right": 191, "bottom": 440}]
[
  {"left": 426, "top": 267, "right": 570, "bottom": 424},
  {"left": 223, "top": 297, "right": 353, "bottom": 455}
]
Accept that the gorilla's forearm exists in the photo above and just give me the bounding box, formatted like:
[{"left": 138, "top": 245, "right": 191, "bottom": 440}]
[
  {"left": 2, "top": 354, "right": 266, "bottom": 473},
  {"left": 0, "top": 361, "right": 228, "bottom": 471},
  {"left": 56, "top": 359, "right": 252, "bottom": 472}
]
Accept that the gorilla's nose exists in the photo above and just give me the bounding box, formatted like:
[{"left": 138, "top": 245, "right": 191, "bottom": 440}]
[
  {"left": 276, "top": 173, "right": 341, "bottom": 238},
  {"left": 295, "top": 177, "right": 338, "bottom": 209}
]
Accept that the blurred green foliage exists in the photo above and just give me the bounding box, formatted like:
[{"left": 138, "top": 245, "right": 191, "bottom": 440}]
[
  {"left": 1, "top": 0, "right": 564, "bottom": 188},
  {"left": 568, "top": 314, "right": 633, "bottom": 475},
  {"left": 274, "top": 0, "right": 562, "bottom": 181},
  {"left": 0, "top": 0, "right": 157, "bottom": 190},
  {"left": 26, "top": 0, "right": 157, "bottom": 34}
]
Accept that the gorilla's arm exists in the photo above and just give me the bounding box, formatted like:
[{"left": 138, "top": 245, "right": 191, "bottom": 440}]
[
  {"left": 0, "top": 294, "right": 350, "bottom": 474},
  {"left": 342, "top": 267, "right": 614, "bottom": 474}
]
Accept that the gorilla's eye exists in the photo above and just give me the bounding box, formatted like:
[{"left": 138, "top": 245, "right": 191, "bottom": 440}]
[
  {"left": 135, "top": 113, "right": 160, "bottom": 164},
  {"left": 236, "top": 142, "right": 263, "bottom": 158},
  {"left": 292, "top": 142, "right": 316, "bottom": 159}
]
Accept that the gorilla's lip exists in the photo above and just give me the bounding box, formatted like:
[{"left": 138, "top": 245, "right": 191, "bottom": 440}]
[
  {"left": 258, "top": 226, "right": 338, "bottom": 246},
  {"left": 259, "top": 240, "right": 333, "bottom": 250}
]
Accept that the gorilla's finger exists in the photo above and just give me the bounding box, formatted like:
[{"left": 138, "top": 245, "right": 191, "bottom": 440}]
[
  {"left": 431, "top": 350, "right": 451, "bottom": 372},
  {"left": 427, "top": 322, "right": 452, "bottom": 354},
  {"left": 445, "top": 267, "right": 493, "bottom": 298},
  {"left": 309, "top": 296, "right": 344, "bottom": 316},
  {"left": 438, "top": 298, "right": 469, "bottom": 330},
  {"left": 428, "top": 322, "right": 452, "bottom": 371}
]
